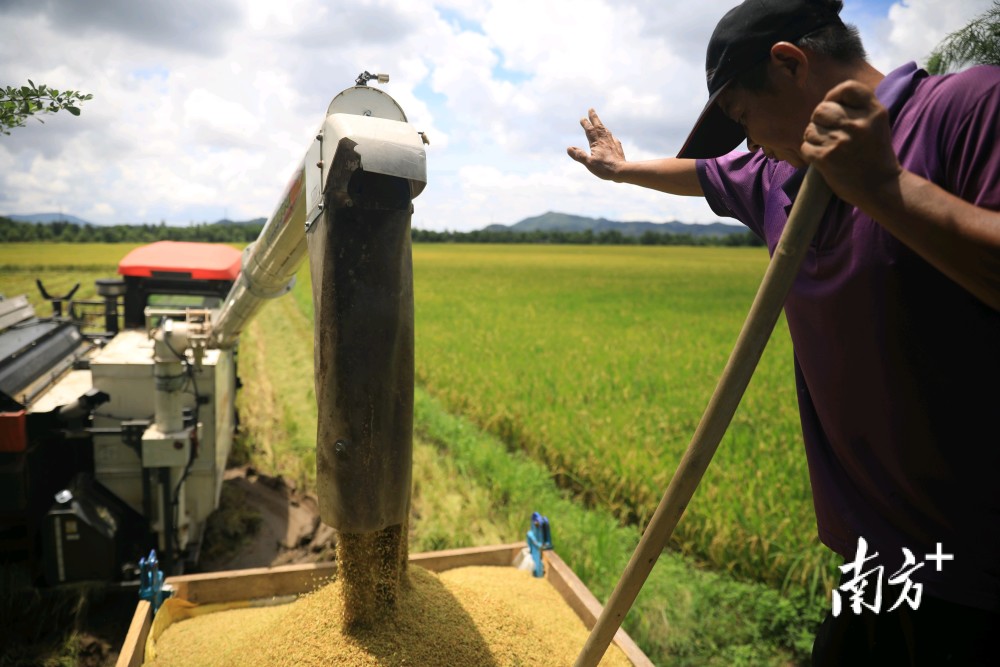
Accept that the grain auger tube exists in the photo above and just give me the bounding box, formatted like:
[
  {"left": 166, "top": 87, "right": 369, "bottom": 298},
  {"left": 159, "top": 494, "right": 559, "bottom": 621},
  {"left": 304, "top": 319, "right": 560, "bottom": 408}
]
[{"left": 210, "top": 72, "right": 426, "bottom": 625}]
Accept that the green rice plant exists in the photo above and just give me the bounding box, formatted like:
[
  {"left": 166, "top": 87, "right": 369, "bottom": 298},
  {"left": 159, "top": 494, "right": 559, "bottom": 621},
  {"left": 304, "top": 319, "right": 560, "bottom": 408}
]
[
  {"left": 408, "top": 244, "right": 836, "bottom": 597},
  {"left": 0, "top": 242, "right": 134, "bottom": 268},
  {"left": 235, "top": 267, "right": 318, "bottom": 490},
  {"left": 0, "top": 244, "right": 129, "bottom": 313}
]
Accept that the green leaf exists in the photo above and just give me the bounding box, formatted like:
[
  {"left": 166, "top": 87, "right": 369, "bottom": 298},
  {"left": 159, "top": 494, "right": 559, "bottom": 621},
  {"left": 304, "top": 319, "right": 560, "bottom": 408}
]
[{"left": 2, "top": 79, "right": 92, "bottom": 133}]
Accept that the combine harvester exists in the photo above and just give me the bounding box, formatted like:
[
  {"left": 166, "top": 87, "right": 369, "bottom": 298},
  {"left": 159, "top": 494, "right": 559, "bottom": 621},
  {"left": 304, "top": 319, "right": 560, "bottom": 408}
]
[{"left": 0, "top": 74, "right": 651, "bottom": 666}]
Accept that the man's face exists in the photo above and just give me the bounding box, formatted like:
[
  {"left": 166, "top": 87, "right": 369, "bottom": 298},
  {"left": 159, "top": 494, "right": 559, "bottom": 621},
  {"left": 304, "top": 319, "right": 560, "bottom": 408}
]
[{"left": 717, "top": 80, "right": 811, "bottom": 167}]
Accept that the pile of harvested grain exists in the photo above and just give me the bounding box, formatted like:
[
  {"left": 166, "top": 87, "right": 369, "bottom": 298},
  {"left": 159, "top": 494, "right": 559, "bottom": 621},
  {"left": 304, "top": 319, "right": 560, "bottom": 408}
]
[{"left": 146, "top": 565, "right": 632, "bottom": 666}]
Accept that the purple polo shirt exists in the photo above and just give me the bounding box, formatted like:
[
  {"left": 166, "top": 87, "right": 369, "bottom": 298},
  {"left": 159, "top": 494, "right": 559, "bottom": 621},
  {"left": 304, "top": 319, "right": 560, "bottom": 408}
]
[{"left": 698, "top": 63, "right": 1000, "bottom": 610}]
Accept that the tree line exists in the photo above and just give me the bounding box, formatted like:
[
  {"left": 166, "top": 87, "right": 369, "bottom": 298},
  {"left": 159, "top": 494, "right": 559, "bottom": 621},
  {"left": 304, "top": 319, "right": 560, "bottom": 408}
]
[
  {"left": 410, "top": 227, "right": 765, "bottom": 246},
  {"left": 1, "top": 216, "right": 764, "bottom": 247},
  {"left": 0, "top": 217, "right": 264, "bottom": 243}
]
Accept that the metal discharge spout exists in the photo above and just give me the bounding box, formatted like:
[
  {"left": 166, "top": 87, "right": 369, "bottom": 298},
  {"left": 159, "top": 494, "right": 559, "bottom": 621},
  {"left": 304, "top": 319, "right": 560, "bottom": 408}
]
[
  {"left": 308, "top": 168, "right": 415, "bottom": 627},
  {"left": 202, "top": 75, "right": 426, "bottom": 626},
  {"left": 307, "top": 80, "right": 425, "bottom": 627},
  {"left": 305, "top": 83, "right": 425, "bottom": 538},
  {"left": 309, "top": 169, "right": 414, "bottom": 535}
]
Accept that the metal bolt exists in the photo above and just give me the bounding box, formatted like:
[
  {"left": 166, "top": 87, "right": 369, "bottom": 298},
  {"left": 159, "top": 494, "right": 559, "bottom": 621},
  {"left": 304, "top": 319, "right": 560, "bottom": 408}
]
[
  {"left": 316, "top": 160, "right": 324, "bottom": 168},
  {"left": 334, "top": 439, "right": 349, "bottom": 460}
]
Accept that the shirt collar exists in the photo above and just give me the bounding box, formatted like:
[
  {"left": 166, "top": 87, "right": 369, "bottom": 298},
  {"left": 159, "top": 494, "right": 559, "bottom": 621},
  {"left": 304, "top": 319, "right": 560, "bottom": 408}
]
[{"left": 876, "top": 62, "right": 929, "bottom": 124}]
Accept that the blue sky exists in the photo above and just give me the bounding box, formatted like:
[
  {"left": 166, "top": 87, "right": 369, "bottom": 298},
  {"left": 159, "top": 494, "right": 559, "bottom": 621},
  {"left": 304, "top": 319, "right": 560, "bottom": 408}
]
[{"left": 0, "top": 0, "right": 993, "bottom": 231}]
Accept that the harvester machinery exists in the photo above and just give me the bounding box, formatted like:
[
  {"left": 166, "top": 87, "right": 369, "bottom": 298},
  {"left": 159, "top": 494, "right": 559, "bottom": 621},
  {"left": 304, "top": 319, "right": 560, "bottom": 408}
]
[{"left": 0, "top": 73, "right": 426, "bottom": 584}]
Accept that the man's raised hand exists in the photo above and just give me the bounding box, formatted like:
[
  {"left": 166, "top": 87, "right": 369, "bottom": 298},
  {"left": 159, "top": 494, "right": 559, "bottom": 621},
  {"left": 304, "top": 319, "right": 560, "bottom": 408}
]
[{"left": 567, "top": 109, "right": 627, "bottom": 181}]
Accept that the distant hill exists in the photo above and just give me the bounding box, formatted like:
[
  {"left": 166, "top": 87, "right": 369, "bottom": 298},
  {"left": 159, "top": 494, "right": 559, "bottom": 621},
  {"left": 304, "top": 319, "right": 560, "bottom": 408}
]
[
  {"left": 483, "top": 211, "right": 743, "bottom": 237},
  {"left": 7, "top": 212, "right": 94, "bottom": 226}
]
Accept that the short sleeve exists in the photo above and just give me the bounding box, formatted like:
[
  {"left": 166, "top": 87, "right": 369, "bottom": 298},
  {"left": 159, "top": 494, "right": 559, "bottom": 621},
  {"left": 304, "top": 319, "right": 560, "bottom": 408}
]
[{"left": 697, "top": 151, "right": 776, "bottom": 240}]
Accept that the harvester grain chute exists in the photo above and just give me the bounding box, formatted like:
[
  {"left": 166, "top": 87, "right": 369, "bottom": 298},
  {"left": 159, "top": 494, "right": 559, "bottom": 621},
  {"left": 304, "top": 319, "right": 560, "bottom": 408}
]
[{"left": 0, "top": 73, "right": 426, "bottom": 590}]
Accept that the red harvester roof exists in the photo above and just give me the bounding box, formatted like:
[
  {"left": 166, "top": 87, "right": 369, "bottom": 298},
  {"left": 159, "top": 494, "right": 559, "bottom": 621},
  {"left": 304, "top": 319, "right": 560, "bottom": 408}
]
[{"left": 118, "top": 241, "right": 242, "bottom": 281}]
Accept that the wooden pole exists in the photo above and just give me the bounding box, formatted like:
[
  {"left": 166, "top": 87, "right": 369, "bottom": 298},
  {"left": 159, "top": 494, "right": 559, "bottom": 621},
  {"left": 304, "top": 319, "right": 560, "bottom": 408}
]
[{"left": 574, "top": 166, "right": 832, "bottom": 667}]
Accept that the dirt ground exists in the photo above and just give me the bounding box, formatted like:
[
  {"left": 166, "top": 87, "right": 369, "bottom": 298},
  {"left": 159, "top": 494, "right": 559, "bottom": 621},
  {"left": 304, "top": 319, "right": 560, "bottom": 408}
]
[
  {"left": 2, "top": 466, "right": 334, "bottom": 667},
  {"left": 195, "top": 465, "right": 336, "bottom": 571}
]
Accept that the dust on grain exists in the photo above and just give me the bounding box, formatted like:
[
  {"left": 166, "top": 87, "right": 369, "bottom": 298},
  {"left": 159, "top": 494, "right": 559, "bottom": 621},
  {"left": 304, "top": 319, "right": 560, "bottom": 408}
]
[{"left": 146, "top": 565, "right": 633, "bottom": 667}]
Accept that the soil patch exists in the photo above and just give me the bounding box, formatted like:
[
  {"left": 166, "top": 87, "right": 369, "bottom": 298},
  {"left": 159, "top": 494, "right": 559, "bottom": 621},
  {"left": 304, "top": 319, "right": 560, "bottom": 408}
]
[{"left": 195, "top": 465, "right": 335, "bottom": 571}]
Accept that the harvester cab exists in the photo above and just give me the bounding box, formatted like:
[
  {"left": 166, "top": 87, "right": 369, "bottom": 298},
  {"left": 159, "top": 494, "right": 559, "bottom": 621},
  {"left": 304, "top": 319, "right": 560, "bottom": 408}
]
[{"left": 0, "top": 72, "right": 426, "bottom": 588}]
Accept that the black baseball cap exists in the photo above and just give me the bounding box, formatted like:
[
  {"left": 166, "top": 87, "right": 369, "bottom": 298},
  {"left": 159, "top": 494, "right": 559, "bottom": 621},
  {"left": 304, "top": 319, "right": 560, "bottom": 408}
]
[{"left": 677, "top": 0, "right": 845, "bottom": 159}]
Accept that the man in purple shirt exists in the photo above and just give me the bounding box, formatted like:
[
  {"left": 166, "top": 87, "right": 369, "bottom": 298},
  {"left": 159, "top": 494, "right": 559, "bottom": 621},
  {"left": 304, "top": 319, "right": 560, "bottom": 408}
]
[{"left": 569, "top": 0, "right": 999, "bottom": 664}]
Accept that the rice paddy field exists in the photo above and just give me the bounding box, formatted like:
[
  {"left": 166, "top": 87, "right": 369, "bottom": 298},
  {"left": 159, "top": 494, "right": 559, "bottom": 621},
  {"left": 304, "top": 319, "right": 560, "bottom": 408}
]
[
  {"left": 1, "top": 242, "right": 838, "bottom": 665},
  {"left": 409, "top": 245, "right": 838, "bottom": 594}
]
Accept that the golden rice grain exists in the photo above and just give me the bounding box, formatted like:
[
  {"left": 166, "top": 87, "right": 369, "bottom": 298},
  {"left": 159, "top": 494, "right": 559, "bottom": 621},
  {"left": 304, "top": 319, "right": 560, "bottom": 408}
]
[{"left": 146, "top": 565, "right": 632, "bottom": 666}]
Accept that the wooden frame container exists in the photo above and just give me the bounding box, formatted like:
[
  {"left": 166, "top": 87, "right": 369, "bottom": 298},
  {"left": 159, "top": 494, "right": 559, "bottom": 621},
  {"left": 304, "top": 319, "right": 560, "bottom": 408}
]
[{"left": 117, "top": 542, "right": 653, "bottom": 666}]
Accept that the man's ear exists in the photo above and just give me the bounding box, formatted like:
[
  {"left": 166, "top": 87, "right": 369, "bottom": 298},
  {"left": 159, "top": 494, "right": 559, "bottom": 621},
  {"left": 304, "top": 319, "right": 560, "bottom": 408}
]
[{"left": 769, "top": 42, "right": 809, "bottom": 86}]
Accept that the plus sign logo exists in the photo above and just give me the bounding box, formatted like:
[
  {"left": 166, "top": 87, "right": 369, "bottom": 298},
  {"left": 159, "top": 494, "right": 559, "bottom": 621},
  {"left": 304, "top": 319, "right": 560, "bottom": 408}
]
[
  {"left": 925, "top": 542, "right": 954, "bottom": 572},
  {"left": 831, "top": 538, "right": 954, "bottom": 617}
]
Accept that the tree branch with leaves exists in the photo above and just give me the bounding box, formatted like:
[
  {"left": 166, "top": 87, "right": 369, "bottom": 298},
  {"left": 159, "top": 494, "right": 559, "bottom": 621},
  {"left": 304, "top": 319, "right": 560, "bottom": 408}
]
[
  {"left": 926, "top": 1, "right": 1000, "bottom": 75},
  {"left": 0, "top": 80, "right": 93, "bottom": 135}
]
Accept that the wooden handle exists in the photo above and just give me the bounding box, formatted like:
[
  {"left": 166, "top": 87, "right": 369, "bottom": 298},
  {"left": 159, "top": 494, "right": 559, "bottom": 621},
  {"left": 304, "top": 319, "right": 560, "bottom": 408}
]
[{"left": 574, "top": 166, "right": 832, "bottom": 667}]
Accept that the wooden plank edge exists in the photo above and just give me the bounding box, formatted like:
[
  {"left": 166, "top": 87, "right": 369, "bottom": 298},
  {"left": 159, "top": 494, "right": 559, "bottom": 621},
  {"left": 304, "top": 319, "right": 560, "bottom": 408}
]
[
  {"left": 409, "top": 541, "right": 524, "bottom": 572},
  {"left": 544, "top": 550, "right": 655, "bottom": 667},
  {"left": 168, "top": 560, "right": 337, "bottom": 604},
  {"left": 166, "top": 542, "right": 525, "bottom": 604},
  {"left": 115, "top": 599, "right": 151, "bottom": 667}
]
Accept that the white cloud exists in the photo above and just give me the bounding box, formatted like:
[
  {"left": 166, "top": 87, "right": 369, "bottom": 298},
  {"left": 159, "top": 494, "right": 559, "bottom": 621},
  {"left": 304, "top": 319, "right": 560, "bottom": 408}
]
[
  {"left": 1, "top": 0, "right": 996, "bottom": 231},
  {"left": 865, "top": 0, "right": 995, "bottom": 73}
]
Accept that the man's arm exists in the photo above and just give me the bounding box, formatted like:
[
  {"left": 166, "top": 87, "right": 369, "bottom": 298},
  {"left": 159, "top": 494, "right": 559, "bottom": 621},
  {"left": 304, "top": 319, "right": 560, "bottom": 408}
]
[
  {"left": 803, "top": 81, "right": 1000, "bottom": 311},
  {"left": 567, "top": 109, "right": 703, "bottom": 197}
]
